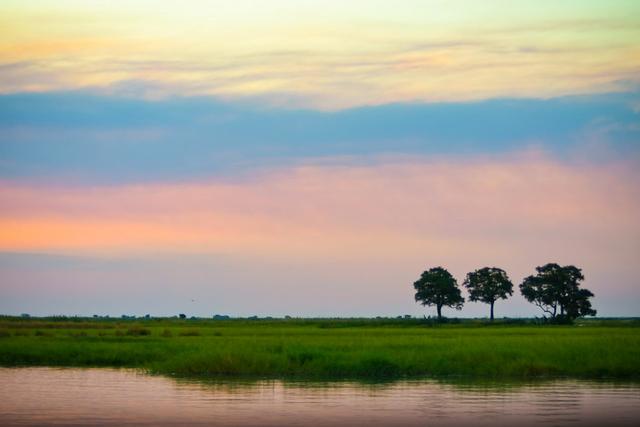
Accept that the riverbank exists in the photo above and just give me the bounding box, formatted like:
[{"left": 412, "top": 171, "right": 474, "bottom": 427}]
[{"left": 1, "top": 318, "right": 638, "bottom": 379}]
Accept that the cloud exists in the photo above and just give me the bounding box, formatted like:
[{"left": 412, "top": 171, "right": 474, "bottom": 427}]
[
  {"left": 1, "top": 153, "right": 637, "bottom": 257},
  {"left": 1, "top": 91, "right": 638, "bottom": 184},
  {"left": 1, "top": 2, "right": 639, "bottom": 108}
]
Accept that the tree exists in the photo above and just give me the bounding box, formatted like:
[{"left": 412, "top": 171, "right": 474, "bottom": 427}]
[
  {"left": 520, "top": 263, "right": 596, "bottom": 322},
  {"left": 463, "top": 267, "right": 513, "bottom": 321},
  {"left": 413, "top": 267, "right": 464, "bottom": 320}
]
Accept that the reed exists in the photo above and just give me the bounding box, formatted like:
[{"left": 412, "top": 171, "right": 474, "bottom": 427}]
[{"left": 0, "top": 318, "right": 638, "bottom": 379}]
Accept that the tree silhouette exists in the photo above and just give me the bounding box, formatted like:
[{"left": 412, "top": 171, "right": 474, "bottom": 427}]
[
  {"left": 413, "top": 267, "right": 464, "bottom": 320},
  {"left": 463, "top": 267, "right": 513, "bottom": 321},
  {"left": 520, "top": 263, "right": 596, "bottom": 322}
]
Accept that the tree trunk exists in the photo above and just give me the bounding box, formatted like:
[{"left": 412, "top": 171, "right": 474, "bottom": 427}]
[
  {"left": 490, "top": 301, "right": 494, "bottom": 321},
  {"left": 552, "top": 304, "right": 557, "bottom": 318},
  {"left": 437, "top": 304, "right": 442, "bottom": 320}
]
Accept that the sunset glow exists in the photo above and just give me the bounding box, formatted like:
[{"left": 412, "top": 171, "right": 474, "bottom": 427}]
[{"left": 0, "top": 1, "right": 638, "bottom": 317}]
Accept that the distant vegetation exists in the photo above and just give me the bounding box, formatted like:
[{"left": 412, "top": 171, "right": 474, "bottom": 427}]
[
  {"left": 414, "top": 263, "right": 596, "bottom": 322},
  {"left": 0, "top": 317, "right": 638, "bottom": 380}
]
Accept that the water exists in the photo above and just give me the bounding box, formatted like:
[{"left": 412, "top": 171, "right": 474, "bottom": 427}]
[{"left": 0, "top": 368, "right": 639, "bottom": 426}]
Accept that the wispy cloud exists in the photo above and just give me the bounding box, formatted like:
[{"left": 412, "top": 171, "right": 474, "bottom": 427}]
[
  {"left": 1, "top": 152, "right": 637, "bottom": 255},
  {"left": 1, "top": 1, "right": 639, "bottom": 108}
]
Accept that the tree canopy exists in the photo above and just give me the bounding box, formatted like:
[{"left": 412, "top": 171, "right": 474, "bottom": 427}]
[
  {"left": 463, "top": 267, "right": 513, "bottom": 320},
  {"left": 520, "top": 263, "right": 596, "bottom": 322},
  {"left": 413, "top": 267, "right": 464, "bottom": 320}
]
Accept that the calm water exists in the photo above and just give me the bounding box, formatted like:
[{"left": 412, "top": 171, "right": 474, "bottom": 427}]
[{"left": 0, "top": 368, "right": 639, "bottom": 426}]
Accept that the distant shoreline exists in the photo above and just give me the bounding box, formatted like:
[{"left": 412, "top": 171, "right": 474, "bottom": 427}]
[{"left": 3, "top": 315, "right": 639, "bottom": 321}]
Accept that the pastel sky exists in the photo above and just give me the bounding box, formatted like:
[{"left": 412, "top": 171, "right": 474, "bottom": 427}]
[{"left": 0, "top": 1, "right": 639, "bottom": 317}]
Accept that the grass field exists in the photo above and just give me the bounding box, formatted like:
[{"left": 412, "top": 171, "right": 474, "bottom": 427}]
[{"left": 1, "top": 317, "right": 639, "bottom": 379}]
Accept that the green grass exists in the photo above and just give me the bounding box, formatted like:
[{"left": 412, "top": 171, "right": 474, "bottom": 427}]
[{"left": 0, "top": 317, "right": 638, "bottom": 380}]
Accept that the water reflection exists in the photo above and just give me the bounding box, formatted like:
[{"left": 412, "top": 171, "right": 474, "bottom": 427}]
[{"left": 0, "top": 368, "right": 638, "bottom": 426}]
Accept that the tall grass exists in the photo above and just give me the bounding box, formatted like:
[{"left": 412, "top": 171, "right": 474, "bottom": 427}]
[{"left": 0, "top": 318, "right": 638, "bottom": 379}]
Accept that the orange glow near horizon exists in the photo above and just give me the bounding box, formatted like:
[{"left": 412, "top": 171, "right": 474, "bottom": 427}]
[{"left": 1, "top": 155, "right": 638, "bottom": 266}]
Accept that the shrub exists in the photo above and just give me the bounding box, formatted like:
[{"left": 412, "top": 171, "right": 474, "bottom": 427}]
[
  {"left": 178, "top": 329, "right": 201, "bottom": 337},
  {"left": 126, "top": 326, "right": 151, "bottom": 336}
]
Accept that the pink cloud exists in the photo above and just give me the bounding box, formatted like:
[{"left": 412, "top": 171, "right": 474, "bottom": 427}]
[{"left": 1, "top": 153, "right": 638, "bottom": 261}]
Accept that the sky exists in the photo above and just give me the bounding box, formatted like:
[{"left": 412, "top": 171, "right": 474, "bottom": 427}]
[{"left": 0, "top": 1, "right": 639, "bottom": 318}]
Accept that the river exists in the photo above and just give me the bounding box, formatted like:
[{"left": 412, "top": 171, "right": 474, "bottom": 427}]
[{"left": 0, "top": 367, "right": 638, "bottom": 426}]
